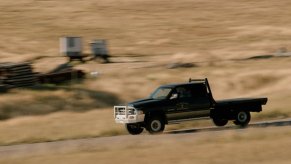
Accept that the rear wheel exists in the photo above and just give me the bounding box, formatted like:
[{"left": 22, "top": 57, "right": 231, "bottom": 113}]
[
  {"left": 234, "top": 111, "right": 251, "bottom": 127},
  {"left": 212, "top": 117, "right": 228, "bottom": 127},
  {"left": 125, "top": 123, "right": 144, "bottom": 135},
  {"left": 146, "top": 116, "right": 165, "bottom": 134}
]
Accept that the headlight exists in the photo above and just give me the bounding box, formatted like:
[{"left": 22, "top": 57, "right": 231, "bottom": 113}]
[
  {"left": 127, "top": 108, "right": 143, "bottom": 115},
  {"left": 136, "top": 110, "right": 143, "bottom": 115}
]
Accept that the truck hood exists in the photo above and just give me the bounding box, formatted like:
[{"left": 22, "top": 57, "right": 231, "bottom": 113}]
[{"left": 128, "top": 98, "right": 163, "bottom": 109}]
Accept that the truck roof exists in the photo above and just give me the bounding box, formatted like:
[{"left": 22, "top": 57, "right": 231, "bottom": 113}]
[{"left": 160, "top": 81, "right": 205, "bottom": 88}]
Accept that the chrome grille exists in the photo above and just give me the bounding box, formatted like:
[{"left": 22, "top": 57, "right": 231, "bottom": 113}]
[
  {"left": 114, "top": 106, "right": 136, "bottom": 117},
  {"left": 115, "top": 107, "right": 126, "bottom": 115}
]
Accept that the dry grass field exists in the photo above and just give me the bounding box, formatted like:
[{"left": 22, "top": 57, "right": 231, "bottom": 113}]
[
  {"left": 1, "top": 126, "right": 291, "bottom": 164},
  {"left": 1, "top": 0, "right": 291, "bottom": 163}
]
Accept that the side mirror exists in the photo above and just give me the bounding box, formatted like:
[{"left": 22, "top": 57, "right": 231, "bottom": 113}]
[{"left": 170, "top": 93, "right": 178, "bottom": 100}]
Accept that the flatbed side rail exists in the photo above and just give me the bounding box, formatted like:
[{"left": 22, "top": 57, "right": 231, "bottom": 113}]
[{"left": 188, "top": 78, "right": 206, "bottom": 83}]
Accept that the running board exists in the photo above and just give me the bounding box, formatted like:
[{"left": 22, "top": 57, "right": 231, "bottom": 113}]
[{"left": 168, "top": 117, "right": 210, "bottom": 124}]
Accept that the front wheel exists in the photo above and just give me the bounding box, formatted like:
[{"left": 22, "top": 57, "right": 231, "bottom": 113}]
[
  {"left": 146, "top": 116, "right": 165, "bottom": 134},
  {"left": 212, "top": 117, "right": 228, "bottom": 127},
  {"left": 234, "top": 111, "right": 251, "bottom": 127},
  {"left": 125, "top": 123, "right": 144, "bottom": 135}
]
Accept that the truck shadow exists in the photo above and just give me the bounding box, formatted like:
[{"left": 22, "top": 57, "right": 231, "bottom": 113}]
[{"left": 166, "top": 119, "right": 291, "bottom": 134}]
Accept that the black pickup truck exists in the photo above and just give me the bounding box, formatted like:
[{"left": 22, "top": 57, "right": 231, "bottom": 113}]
[{"left": 114, "top": 78, "right": 268, "bottom": 135}]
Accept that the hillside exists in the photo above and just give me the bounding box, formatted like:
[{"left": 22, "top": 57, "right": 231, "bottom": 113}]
[{"left": 1, "top": 0, "right": 291, "bottom": 61}]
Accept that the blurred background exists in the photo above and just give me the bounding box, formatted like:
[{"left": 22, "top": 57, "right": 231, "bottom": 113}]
[{"left": 1, "top": 0, "right": 291, "bottom": 163}]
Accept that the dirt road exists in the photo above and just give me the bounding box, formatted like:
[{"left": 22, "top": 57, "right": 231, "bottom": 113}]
[{"left": 1, "top": 118, "right": 291, "bottom": 164}]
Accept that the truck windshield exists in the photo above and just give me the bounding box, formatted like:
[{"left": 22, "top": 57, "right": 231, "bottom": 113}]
[{"left": 150, "top": 87, "right": 172, "bottom": 100}]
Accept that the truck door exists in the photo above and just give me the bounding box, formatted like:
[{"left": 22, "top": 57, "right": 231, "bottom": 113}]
[
  {"left": 166, "top": 84, "right": 211, "bottom": 120},
  {"left": 166, "top": 86, "right": 194, "bottom": 120},
  {"left": 188, "top": 83, "right": 211, "bottom": 117}
]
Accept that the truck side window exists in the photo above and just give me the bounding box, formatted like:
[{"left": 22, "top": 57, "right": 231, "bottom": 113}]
[
  {"left": 190, "top": 84, "right": 208, "bottom": 98},
  {"left": 176, "top": 87, "right": 192, "bottom": 98}
]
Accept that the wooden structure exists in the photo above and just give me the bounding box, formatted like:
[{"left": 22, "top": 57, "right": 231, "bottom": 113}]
[
  {"left": 0, "top": 62, "right": 38, "bottom": 89},
  {"left": 38, "top": 62, "right": 84, "bottom": 84}
]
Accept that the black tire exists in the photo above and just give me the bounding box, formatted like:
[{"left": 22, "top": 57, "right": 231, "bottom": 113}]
[
  {"left": 233, "top": 120, "right": 240, "bottom": 126},
  {"left": 125, "top": 123, "right": 144, "bottom": 135},
  {"left": 234, "top": 111, "right": 251, "bottom": 127},
  {"left": 212, "top": 117, "right": 228, "bottom": 127},
  {"left": 146, "top": 116, "right": 165, "bottom": 134}
]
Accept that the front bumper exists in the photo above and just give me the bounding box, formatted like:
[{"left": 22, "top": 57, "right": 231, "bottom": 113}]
[{"left": 114, "top": 106, "right": 145, "bottom": 124}]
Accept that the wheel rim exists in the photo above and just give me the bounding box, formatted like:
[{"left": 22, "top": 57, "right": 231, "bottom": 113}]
[
  {"left": 238, "top": 112, "right": 247, "bottom": 122},
  {"left": 151, "top": 120, "right": 161, "bottom": 131}
]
